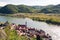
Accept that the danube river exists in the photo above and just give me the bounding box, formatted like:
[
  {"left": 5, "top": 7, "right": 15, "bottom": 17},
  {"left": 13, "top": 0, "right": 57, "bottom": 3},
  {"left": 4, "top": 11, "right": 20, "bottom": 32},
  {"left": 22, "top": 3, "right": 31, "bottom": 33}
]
[{"left": 0, "top": 16, "right": 60, "bottom": 40}]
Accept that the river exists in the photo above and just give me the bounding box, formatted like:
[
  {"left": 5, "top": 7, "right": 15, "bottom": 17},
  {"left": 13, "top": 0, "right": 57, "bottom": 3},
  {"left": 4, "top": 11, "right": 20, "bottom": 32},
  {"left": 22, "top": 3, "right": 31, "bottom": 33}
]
[{"left": 0, "top": 16, "right": 60, "bottom": 40}]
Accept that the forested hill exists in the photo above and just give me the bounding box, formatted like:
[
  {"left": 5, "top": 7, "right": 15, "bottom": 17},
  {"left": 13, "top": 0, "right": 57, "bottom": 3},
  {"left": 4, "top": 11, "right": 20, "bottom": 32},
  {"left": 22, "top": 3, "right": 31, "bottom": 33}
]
[
  {"left": 0, "top": 4, "right": 60, "bottom": 14},
  {"left": 0, "top": 4, "right": 34, "bottom": 14},
  {"left": 40, "top": 4, "right": 60, "bottom": 13}
]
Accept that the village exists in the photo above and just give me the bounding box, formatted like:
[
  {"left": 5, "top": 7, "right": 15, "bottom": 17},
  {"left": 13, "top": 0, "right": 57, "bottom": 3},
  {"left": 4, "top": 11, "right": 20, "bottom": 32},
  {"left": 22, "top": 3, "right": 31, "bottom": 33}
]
[{"left": 0, "top": 21, "right": 52, "bottom": 40}]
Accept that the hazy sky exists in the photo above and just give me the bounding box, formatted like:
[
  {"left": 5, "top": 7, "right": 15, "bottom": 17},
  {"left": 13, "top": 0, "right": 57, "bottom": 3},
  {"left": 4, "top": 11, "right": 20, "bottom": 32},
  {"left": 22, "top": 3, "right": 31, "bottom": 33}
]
[{"left": 0, "top": 0, "right": 60, "bottom": 6}]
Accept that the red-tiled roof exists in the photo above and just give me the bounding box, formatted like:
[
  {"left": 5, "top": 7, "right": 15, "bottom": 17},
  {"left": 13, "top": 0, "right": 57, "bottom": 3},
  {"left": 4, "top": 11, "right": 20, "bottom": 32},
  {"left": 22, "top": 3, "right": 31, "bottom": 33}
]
[{"left": 18, "top": 25, "right": 27, "bottom": 28}]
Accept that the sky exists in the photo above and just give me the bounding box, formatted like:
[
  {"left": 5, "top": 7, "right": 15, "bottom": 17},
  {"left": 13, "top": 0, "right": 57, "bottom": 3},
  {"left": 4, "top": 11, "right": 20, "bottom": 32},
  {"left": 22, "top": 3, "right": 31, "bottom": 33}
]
[{"left": 0, "top": 0, "right": 60, "bottom": 6}]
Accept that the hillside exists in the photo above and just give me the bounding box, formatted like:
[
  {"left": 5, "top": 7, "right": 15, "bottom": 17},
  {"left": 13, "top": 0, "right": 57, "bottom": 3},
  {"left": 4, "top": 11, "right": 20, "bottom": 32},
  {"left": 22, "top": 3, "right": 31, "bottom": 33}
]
[
  {"left": 40, "top": 4, "right": 60, "bottom": 13},
  {"left": 0, "top": 4, "right": 60, "bottom": 14},
  {"left": 17, "top": 5, "right": 34, "bottom": 13},
  {"left": 0, "top": 4, "right": 34, "bottom": 14},
  {"left": 0, "top": 4, "right": 19, "bottom": 14}
]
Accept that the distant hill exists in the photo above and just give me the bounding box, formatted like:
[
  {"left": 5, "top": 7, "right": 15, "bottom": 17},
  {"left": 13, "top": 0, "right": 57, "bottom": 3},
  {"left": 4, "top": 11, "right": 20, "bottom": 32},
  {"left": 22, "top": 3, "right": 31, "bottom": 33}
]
[
  {"left": 0, "top": 4, "right": 19, "bottom": 14},
  {"left": 0, "top": 4, "right": 60, "bottom": 14},
  {"left": 32, "top": 6, "right": 46, "bottom": 10},
  {"left": 40, "top": 4, "right": 60, "bottom": 13},
  {"left": 0, "top": 4, "right": 34, "bottom": 14},
  {"left": 17, "top": 5, "right": 34, "bottom": 13}
]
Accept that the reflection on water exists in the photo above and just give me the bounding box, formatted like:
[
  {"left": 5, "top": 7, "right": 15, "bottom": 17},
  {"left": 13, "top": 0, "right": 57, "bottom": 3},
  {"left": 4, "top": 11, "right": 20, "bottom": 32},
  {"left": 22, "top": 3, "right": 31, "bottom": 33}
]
[{"left": 0, "top": 16, "right": 60, "bottom": 40}]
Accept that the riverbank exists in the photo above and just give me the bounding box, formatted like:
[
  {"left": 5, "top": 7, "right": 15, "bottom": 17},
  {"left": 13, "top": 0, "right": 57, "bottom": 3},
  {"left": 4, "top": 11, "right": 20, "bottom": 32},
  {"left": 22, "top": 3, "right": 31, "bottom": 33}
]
[{"left": 0, "top": 13, "right": 60, "bottom": 25}]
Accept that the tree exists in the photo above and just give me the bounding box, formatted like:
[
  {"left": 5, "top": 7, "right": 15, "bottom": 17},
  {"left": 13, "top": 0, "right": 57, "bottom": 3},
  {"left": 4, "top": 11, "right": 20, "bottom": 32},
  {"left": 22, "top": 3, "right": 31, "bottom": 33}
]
[{"left": 36, "top": 35, "right": 43, "bottom": 40}]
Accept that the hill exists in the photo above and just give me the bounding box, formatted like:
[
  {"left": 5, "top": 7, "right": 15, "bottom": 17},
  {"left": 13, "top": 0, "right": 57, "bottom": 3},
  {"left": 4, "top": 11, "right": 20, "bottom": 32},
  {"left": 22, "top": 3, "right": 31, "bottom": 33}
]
[
  {"left": 0, "top": 4, "right": 60, "bottom": 14},
  {"left": 17, "top": 5, "right": 34, "bottom": 13},
  {"left": 0, "top": 4, "right": 34, "bottom": 14},
  {"left": 0, "top": 4, "right": 19, "bottom": 14},
  {"left": 40, "top": 4, "right": 60, "bottom": 13}
]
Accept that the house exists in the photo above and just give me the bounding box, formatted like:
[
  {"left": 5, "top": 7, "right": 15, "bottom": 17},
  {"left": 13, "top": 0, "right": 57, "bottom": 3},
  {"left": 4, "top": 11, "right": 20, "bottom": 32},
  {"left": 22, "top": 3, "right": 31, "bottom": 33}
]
[
  {"left": 16, "top": 24, "right": 27, "bottom": 30},
  {"left": 38, "top": 30, "right": 46, "bottom": 37},
  {"left": 11, "top": 23, "right": 17, "bottom": 30},
  {"left": 16, "top": 30, "right": 26, "bottom": 36},
  {"left": 16, "top": 24, "right": 27, "bottom": 36}
]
